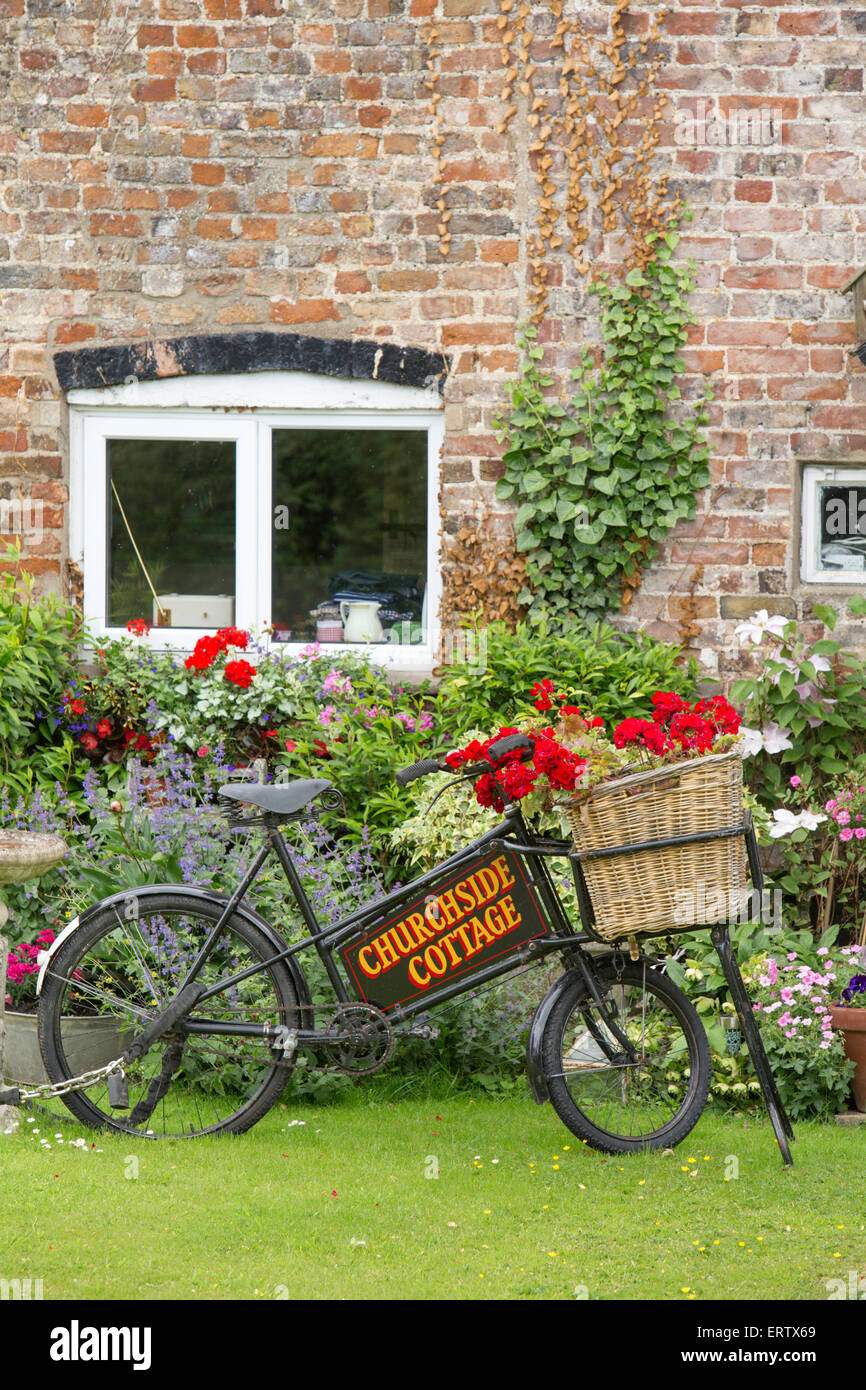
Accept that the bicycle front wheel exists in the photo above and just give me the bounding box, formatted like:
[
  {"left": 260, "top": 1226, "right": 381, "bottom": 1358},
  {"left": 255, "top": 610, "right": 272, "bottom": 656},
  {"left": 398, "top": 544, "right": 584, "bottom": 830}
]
[
  {"left": 541, "top": 960, "right": 711, "bottom": 1154},
  {"left": 38, "top": 892, "right": 300, "bottom": 1138}
]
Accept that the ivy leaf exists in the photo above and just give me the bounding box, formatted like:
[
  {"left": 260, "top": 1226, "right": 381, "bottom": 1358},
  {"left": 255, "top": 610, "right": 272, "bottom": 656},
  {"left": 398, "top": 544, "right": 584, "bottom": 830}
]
[{"left": 519, "top": 469, "right": 548, "bottom": 495}]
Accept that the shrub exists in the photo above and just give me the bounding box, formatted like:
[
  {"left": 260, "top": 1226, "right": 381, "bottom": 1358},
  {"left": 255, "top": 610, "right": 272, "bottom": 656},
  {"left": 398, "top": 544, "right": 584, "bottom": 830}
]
[
  {"left": 436, "top": 616, "right": 699, "bottom": 737},
  {"left": 0, "top": 544, "right": 86, "bottom": 794}
]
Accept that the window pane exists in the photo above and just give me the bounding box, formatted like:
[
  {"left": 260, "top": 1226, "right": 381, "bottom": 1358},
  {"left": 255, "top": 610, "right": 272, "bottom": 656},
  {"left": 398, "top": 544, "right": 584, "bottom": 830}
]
[
  {"left": 817, "top": 482, "right": 866, "bottom": 573},
  {"left": 107, "top": 438, "right": 236, "bottom": 628},
  {"left": 271, "top": 429, "right": 427, "bottom": 644}
]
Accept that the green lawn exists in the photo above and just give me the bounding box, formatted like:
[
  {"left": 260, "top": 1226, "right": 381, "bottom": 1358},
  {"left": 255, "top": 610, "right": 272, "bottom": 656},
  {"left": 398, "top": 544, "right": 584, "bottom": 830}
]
[{"left": 1, "top": 1086, "right": 864, "bottom": 1301}]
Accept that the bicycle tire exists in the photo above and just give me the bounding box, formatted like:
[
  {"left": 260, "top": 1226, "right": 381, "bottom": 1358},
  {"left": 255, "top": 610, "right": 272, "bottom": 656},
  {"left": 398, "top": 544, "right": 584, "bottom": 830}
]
[
  {"left": 541, "top": 959, "right": 711, "bottom": 1154},
  {"left": 38, "top": 891, "right": 300, "bottom": 1138}
]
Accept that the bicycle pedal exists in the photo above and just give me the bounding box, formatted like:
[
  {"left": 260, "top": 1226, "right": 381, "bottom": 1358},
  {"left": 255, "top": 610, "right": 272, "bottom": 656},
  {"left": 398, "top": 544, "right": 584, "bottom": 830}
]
[{"left": 108, "top": 1072, "right": 130, "bottom": 1109}]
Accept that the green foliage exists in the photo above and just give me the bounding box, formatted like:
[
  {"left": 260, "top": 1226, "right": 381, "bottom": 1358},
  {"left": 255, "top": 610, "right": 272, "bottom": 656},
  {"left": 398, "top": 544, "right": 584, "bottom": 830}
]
[
  {"left": 436, "top": 614, "right": 699, "bottom": 735},
  {"left": 0, "top": 544, "right": 87, "bottom": 793},
  {"left": 495, "top": 225, "right": 712, "bottom": 624}
]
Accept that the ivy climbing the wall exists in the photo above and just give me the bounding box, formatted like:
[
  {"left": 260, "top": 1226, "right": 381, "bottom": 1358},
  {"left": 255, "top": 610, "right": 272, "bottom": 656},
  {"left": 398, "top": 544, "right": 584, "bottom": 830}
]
[{"left": 495, "top": 220, "right": 711, "bottom": 626}]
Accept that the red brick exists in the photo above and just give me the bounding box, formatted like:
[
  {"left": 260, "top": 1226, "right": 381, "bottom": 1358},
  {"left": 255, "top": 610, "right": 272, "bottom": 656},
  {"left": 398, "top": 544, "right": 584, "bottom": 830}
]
[
  {"left": 807, "top": 266, "right": 858, "bottom": 289},
  {"left": 89, "top": 213, "right": 142, "bottom": 236},
  {"left": 196, "top": 217, "right": 235, "bottom": 239},
  {"left": 706, "top": 322, "right": 787, "bottom": 346},
  {"left": 191, "top": 163, "right": 225, "bottom": 186},
  {"left": 378, "top": 270, "right": 438, "bottom": 291},
  {"left": 335, "top": 271, "right": 371, "bottom": 294},
  {"left": 55, "top": 323, "right": 96, "bottom": 345},
  {"left": 137, "top": 24, "right": 173, "bottom": 46},
  {"left": 270, "top": 299, "right": 341, "bottom": 324},
  {"left": 241, "top": 217, "right": 277, "bottom": 240},
  {"left": 148, "top": 50, "right": 183, "bottom": 75},
  {"left": 131, "top": 78, "right": 176, "bottom": 102},
  {"left": 346, "top": 77, "right": 382, "bottom": 100},
  {"left": 177, "top": 24, "right": 219, "bottom": 46},
  {"left": 481, "top": 241, "right": 519, "bottom": 264},
  {"left": 724, "top": 266, "right": 802, "bottom": 290},
  {"left": 752, "top": 544, "right": 788, "bottom": 566},
  {"left": 66, "top": 104, "right": 110, "bottom": 128},
  {"left": 359, "top": 105, "right": 391, "bottom": 128},
  {"left": 733, "top": 180, "right": 773, "bottom": 203}
]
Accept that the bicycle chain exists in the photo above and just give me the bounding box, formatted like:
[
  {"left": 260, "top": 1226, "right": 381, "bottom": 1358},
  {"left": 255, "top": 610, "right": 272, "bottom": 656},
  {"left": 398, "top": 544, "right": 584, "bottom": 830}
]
[{"left": 12, "top": 1057, "right": 126, "bottom": 1103}]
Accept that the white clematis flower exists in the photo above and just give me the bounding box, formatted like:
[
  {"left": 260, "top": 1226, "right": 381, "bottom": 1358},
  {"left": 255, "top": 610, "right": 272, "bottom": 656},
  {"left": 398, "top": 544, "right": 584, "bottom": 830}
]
[
  {"left": 768, "top": 808, "right": 827, "bottom": 839},
  {"left": 733, "top": 609, "right": 791, "bottom": 647}
]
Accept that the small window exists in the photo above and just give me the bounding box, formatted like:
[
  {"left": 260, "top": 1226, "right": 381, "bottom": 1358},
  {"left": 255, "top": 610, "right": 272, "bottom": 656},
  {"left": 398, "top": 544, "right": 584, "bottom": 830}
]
[
  {"left": 801, "top": 465, "right": 866, "bottom": 584},
  {"left": 69, "top": 373, "right": 443, "bottom": 665}
]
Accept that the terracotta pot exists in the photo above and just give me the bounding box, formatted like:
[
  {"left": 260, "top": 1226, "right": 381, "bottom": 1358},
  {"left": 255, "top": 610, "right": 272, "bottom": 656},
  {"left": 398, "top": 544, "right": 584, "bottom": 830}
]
[{"left": 828, "top": 1004, "right": 866, "bottom": 1113}]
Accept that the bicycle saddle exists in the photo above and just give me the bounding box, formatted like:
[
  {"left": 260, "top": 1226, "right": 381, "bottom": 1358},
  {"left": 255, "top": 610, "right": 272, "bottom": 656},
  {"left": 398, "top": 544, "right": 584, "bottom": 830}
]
[{"left": 219, "top": 779, "right": 334, "bottom": 816}]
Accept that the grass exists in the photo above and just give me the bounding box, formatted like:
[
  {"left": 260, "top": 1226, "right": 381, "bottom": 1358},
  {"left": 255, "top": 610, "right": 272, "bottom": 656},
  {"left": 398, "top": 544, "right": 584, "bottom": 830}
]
[{"left": 1, "top": 1083, "right": 864, "bottom": 1301}]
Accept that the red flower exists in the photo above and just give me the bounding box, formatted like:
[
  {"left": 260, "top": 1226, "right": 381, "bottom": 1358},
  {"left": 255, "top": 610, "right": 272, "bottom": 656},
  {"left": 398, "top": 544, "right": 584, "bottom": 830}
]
[
  {"left": 64, "top": 695, "right": 86, "bottom": 716},
  {"left": 285, "top": 739, "right": 297, "bottom": 752},
  {"left": 312, "top": 739, "right": 330, "bottom": 758},
  {"left": 531, "top": 678, "right": 556, "bottom": 712},
  {"left": 224, "top": 659, "right": 256, "bottom": 688},
  {"left": 613, "top": 718, "right": 670, "bottom": 754},
  {"left": 126, "top": 618, "right": 150, "bottom": 637},
  {"left": 96, "top": 718, "right": 112, "bottom": 739},
  {"left": 216, "top": 626, "right": 249, "bottom": 651},
  {"left": 651, "top": 691, "right": 687, "bottom": 725},
  {"left": 185, "top": 635, "right": 221, "bottom": 671},
  {"left": 668, "top": 710, "right": 715, "bottom": 753},
  {"left": 262, "top": 729, "right": 278, "bottom": 739},
  {"left": 80, "top": 732, "right": 98, "bottom": 752}
]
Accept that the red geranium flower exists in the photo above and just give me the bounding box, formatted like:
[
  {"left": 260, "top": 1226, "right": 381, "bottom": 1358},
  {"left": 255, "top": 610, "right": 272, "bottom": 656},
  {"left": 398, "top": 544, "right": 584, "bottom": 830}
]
[
  {"left": 216, "top": 626, "right": 250, "bottom": 651},
  {"left": 96, "top": 718, "right": 112, "bottom": 739},
  {"left": 80, "top": 732, "right": 98, "bottom": 752},
  {"left": 126, "top": 618, "right": 150, "bottom": 637},
  {"left": 224, "top": 659, "right": 256, "bottom": 688},
  {"left": 185, "top": 635, "right": 221, "bottom": 671}
]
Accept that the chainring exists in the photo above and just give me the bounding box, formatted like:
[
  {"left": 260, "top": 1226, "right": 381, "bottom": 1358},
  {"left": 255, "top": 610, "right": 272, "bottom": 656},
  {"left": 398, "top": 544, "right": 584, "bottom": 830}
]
[{"left": 324, "top": 1003, "right": 394, "bottom": 1075}]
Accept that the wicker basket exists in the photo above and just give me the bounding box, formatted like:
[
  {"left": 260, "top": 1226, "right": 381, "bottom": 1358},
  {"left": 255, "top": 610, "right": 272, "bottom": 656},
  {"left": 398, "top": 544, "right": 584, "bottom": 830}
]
[{"left": 564, "top": 751, "right": 748, "bottom": 943}]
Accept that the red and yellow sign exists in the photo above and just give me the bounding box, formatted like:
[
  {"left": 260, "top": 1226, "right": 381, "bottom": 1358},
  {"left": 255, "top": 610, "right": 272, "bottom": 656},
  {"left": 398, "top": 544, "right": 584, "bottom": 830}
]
[{"left": 340, "top": 849, "right": 549, "bottom": 1011}]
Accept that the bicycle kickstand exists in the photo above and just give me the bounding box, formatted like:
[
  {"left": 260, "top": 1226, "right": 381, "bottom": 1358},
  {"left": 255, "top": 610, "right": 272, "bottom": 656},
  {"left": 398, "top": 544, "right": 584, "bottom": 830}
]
[{"left": 711, "top": 925, "right": 795, "bottom": 1167}]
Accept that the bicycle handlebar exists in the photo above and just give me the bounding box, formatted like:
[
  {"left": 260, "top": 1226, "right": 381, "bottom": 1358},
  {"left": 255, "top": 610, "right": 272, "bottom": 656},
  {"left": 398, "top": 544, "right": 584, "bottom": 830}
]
[
  {"left": 395, "top": 757, "right": 448, "bottom": 785},
  {"left": 395, "top": 734, "right": 535, "bottom": 787}
]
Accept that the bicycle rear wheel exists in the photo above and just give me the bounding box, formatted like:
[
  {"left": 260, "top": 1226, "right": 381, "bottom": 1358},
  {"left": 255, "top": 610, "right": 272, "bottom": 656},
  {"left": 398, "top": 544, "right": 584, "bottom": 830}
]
[
  {"left": 38, "top": 893, "right": 299, "bottom": 1138},
  {"left": 541, "top": 960, "right": 711, "bottom": 1154}
]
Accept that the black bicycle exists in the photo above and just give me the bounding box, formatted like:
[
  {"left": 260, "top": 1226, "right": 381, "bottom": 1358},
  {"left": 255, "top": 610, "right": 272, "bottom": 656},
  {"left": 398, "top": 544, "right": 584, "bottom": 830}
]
[{"left": 29, "top": 733, "right": 794, "bottom": 1161}]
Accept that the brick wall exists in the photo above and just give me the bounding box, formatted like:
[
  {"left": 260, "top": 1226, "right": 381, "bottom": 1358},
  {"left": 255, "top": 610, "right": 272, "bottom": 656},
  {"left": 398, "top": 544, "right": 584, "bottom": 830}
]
[{"left": 1, "top": 0, "right": 864, "bottom": 675}]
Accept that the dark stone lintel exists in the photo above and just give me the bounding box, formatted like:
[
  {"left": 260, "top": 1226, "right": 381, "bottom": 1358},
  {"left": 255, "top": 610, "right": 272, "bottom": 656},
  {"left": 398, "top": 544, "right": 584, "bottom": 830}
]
[{"left": 54, "top": 331, "right": 449, "bottom": 396}]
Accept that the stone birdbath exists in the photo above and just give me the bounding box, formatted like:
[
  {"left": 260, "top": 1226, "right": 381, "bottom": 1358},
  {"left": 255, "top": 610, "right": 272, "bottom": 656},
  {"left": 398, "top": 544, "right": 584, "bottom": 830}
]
[{"left": 0, "top": 831, "right": 68, "bottom": 1132}]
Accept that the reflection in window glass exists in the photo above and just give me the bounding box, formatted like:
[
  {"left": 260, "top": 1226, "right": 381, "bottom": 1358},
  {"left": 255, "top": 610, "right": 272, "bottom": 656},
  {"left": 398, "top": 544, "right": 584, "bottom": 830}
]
[
  {"left": 817, "top": 482, "right": 866, "bottom": 573},
  {"left": 107, "top": 438, "right": 236, "bottom": 628},
  {"left": 271, "top": 430, "right": 427, "bottom": 644}
]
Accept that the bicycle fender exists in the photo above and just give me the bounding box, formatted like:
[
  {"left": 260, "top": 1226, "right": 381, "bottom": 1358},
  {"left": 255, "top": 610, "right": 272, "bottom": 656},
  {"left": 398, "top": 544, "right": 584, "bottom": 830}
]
[
  {"left": 36, "top": 884, "right": 313, "bottom": 1013},
  {"left": 525, "top": 969, "right": 583, "bottom": 1105}
]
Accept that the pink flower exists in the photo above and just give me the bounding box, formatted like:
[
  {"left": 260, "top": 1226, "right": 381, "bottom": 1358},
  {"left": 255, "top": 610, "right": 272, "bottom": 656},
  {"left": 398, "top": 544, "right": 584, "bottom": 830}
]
[
  {"left": 789, "top": 775, "right": 801, "bottom": 787},
  {"left": 840, "top": 828, "right": 854, "bottom": 842},
  {"left": 197, "top": 746, "right": 209, "bottom": 758},
  {"left": 856, "top": 828, "right": 866, "bottom": 840},
  {"left": 285, "top": 739, "right": 296, "bottom": 752}
]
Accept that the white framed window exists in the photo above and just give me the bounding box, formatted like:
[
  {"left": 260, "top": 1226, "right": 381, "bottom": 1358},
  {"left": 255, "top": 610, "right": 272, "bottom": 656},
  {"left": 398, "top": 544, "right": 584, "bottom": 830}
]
[
  {"left": 801, "top": 463, "right": 866, "bottom": 585},
  {"left": 68, "top": 371, "right": 444, "bottom": 670}
]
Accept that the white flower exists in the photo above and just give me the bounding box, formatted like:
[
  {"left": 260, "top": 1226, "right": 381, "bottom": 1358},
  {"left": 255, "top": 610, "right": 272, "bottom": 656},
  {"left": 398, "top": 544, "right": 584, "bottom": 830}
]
[
  {"left": 762, "top": 723, "right": 794, "bottom": 755},
  {"left": 739, "top": 723, "right": 793, "bottom": 757},
  {"left": 739, "top": 726, "right": 764, "bottom": 758},
  {"left": 768, "top": 808, "right": 827, "bottom": 839},
  {"left": 733, "top": 609, "right": 790, "bottom": 647}
]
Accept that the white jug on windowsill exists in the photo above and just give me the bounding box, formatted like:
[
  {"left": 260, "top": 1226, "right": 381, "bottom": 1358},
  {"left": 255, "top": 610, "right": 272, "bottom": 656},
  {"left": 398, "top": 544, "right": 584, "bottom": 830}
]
[{"left": 339, "top": 600, "right": 384, "bottom": 643}]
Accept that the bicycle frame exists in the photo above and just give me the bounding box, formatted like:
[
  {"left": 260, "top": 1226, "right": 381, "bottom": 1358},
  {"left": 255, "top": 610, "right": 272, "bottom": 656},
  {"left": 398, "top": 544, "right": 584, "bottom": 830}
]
[{"left": 176, "top": 805, "right": 591, "bottom": 1041}]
